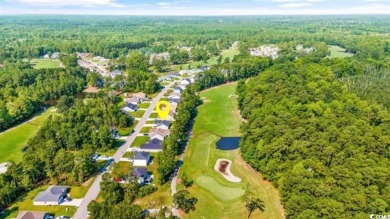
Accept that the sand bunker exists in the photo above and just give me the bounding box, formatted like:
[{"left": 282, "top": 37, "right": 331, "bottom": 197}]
[{"left": 214, "top": 159, "right": 241, "bottom": 183}]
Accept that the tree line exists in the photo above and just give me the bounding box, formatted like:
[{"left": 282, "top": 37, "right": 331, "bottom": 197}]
[{"left": 237, "top": 61, "right": 390, "bottom": 218}]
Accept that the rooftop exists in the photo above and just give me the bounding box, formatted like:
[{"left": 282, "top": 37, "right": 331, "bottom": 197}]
[{"left": 33, "top": 186, "right": 68, "bottom": 203}]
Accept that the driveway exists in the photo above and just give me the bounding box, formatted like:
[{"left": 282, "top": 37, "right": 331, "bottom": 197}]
[{"left": 60, "top": 199, "right": 83, "bottom": 207}]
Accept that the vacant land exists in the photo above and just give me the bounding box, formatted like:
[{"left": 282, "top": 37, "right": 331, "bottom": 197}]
[
  {"left": 327, "top": 45, "right": 354, "bottom": 58},
  {"left": 30, "top": 58, "right": 61, "bottom": 69},
  {"left": 180, "top": 83, "right": 284, "bottom": 219},
  {"left": 0, "top": 108, "right": 57, "bottom": 163}
]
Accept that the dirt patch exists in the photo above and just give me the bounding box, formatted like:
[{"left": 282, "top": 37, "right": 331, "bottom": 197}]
[{"left": 214, "top": 159, "right": 241, "bottom": 183}]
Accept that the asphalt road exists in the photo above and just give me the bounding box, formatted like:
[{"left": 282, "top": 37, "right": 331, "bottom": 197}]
[{"left": 73, "top": 82, "right": 173, "bottom": 219}]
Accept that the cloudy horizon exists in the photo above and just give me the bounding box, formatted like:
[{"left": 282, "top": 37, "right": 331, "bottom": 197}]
[{"left": 1, "top": 0, "right": 390, "bottom": 15}]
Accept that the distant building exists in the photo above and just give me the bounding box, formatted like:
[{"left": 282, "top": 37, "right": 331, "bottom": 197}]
[
  {"left": 51, "top": 52, "right": 60, "bottom": 59},
  {"left": 172, "top": 87, "right": 183, "bottom": 94},
  {"left": 33, "top": 186, "right": 68, "bottom": 206},
  {"left": 296, "top": 45, "right": 315, "bottom": 53},
  {"left": 16, "top": 211, "right": 50, "bottom": 219},
  {"left": 149, "top": 52, "right": 170, "bottom": 65},
  {"left": 109, "top": 70, "right": 123, "bottom": 79},
  {"left": 249, "top": 45, "right": 279, "bottom": 59}
]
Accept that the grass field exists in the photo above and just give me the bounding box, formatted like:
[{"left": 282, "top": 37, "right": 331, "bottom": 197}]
[
  {"left": 130, "top": 110, "right": 146, "bottom": 118},
  {"left": 326, "top": 45, "right": 354, "bottom": 58},
  {"left": 30, "top": 58, "right": 61, "bottom": 69},
  {"left": 149, "top": 112, "right": 159, "bottom": 119},
  {"left": 180, "top": 83, "right": 284, "bottom": 219},
  {"left": 138, "top": 102, "right": 151, "bottom": 109},
  {"left": 130, "top": 136, "right": 149, "bottom": 147},
  {"left": 0, "top": 108, "right": 57, "bottom": 163},
  {"left": 5, "top": 185, "right": 76, "bottom": 219}
]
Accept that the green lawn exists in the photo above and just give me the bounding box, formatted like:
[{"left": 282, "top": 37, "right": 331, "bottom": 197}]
[
  {"left": 130, "top": 110, "right": 146, "bottom": 118},
  {"left": 146, "top": 120, "right": 156, "bottom": 124},
  {"left": 0, "top": 108, "right": 57, "bottom": 163},
  {"left": 30, "top": 58, "right": 61, "bottom": 69},
  {"left": 326, "top": 45, "right": 355, "bottom": 58},
  {"left": 4, "top": 185, "right": 76, "bottom": 219},
  {"left": 180, "top": 83, "right": 284, "bottom": 219},
  {"left": 117, "top": 120, "right": 138, "bottom": 136},
  {"left": 149, "top": 112, "right": 159, "bottom": 119},
  {"left": 140, "top": 126, "right": 152, "bottom": 133},
  {"left": 138, "top": 102, "right": 151, "bottom": 109},
  {"left": 130, "top": 136, "right": 149, "bottom": 147}
]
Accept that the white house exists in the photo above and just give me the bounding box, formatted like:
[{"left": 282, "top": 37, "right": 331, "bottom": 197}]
[
  {"left": 149, "top": 128, "right": 171, "bottom": 141},
  {"left": 180, "top": 79, "right": 191, "bottom": 86},
  {"left": 33, "top": 186, "right": 68, "bottom": 206},
  {"left": 51, "top": 52, "right": 60, "bottom": 59},
  {"left": 110, "top": 70, "right": 123, "bottom": 79},
  {"left": 155, "top": 120, "right": 170, "bottom": 130},
  {"left": 132, "top": 152, "right": 150, "bottom": 166},
  {"left": 172, "top": 87, "right": 182, "bottom": 94}
]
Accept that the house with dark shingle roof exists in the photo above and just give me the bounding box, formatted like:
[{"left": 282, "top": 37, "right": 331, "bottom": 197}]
[
  {"left": 140, "top": 138, "right": 163, "bottom": 153},
  {"left": 132, "top": 151, "right": 150, "bottom": 166},
  {"left": 155, "top": 120, "right": 171, "bottom": 130},
  {"left": 121, "top": 103, "right": 138, "bottom": 113},
  {"left": 132, "top": 167, "right": 149, "bottom": 184},
  {"left": 149, "top": 128, "right": 170, "bottom": 141},
  {"left": 16, "top": 211, "right": 50, "bottom": 219},
  {"left": 33, "top": 186, "right": 68, "bottom": 206}
]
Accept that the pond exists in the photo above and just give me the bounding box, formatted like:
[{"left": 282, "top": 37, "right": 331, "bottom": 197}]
[{"left": 216, "top": 137, "right": 240, "bottom": 150}]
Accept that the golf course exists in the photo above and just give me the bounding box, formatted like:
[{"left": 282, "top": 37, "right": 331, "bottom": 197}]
[{"left": 180, "top": 83, "right": 285, "bottom": 219}]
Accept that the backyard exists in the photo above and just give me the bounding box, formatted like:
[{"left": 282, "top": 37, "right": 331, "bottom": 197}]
[{"left": 180, "top": 83, "right": 284, "bottom": 219}]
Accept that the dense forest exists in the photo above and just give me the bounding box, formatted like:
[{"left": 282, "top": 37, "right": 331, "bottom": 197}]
[
  {"left": 0, "top": 66, "right": 87, "bottom": 131},
  {"left": 238, "top": 61, "right": 390, "bottom": 218}
]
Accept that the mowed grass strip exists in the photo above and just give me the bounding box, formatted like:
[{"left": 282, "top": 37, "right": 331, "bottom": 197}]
[
  {"left": 30, "top": 58, "right": 61, "bottom": 69},
  {"left": 130, "top": 136, "right": 149, "bottom": 147},
  {"left": 0, "top": 108, "right": 57, "bottom": 163},
  {"left": 180, "top": 83, "right": 285, "bottom": 219}
]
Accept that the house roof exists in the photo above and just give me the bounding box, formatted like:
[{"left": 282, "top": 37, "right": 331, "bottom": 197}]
[
  {"left": 155, "top": 120, "right": 171, "bottom": 127},
  {"left": 133, "top": 152, "right": 150, "bottom": 161},
  {"left": 149, "top": 127, "right": 171, "bottom": 137},
  {"left": 33, "top": 186, "right": 67, "bottom": 203},
  {"left": 125, "top": 97, "right": 140, "bottom": 103},
  {"left": 132, "top": 167, "right": 148, "bottom": 177},
  {"left": 132, "top": 92, "right": 146, "bottom": 99},
  {"left": 141, "top": 139, "right": 163, "bottom": 150},
  {"left": 173, "top": 87, "right": 182, "bottom": 91},
  {"left": 123, "top": 103, "right": 138, "bottom": 110},
  {"left": 16, "top": 211, "right": 48, "bottom": 219}
]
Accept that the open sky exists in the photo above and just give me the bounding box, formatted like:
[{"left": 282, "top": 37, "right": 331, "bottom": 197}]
[{"left": 0, "top": 0, "right": 389, "bottom": 15}]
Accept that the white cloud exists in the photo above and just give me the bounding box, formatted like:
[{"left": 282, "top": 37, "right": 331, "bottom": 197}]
[
  {"left": 13, "top": 0, "right": 124, "bottom": 7},
  {"left": 279, "top": 3, "right": 313, "bottom": 7}
]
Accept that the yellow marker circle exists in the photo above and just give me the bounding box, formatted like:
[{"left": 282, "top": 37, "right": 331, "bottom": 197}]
[{"left": 156, "top": 101, "right": 171, "bottom": 120}]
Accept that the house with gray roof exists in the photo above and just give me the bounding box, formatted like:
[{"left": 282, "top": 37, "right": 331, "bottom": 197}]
[
  {"left": 110, "top": 70, "right": 123, "bottom": 79},
  {"left": 132, "top": 151, "right": 150, "bottom": 166},
  {"left": 51, "top": 52, "right": 60, "bottom": 59},
  {"left": 33, "top": 186, "right": 68, "bottom": 206},
  {"left": 121, "top": 103, "right": 138, "bottom": 113},
  {"left": 155, "top": 120, "right": 171, "bottom": 130},
  {"left": 132, "top": 167, "right": 149, "bottom": 184},
  {"left": 16, "top": 211, "right": 50, "bottom": 219},
  {"left": 140, "top": 138, "right": 163, "bottom": 153}
]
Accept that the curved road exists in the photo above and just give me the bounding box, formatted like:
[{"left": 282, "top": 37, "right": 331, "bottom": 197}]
[{"left": 73, "top": 82, "right": 173, "bottom": 219}]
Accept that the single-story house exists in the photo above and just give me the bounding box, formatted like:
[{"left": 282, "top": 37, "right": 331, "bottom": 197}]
[
  {"left": 168, "top": 93, "right": 181, "bottom": 100},
  {"left": 132, "top": 167, "right": 148, "bottom": 184},
  {"left": 155, "top": 120, "right": 171, "bottom": 130},
  {"left": 132, "top": 92, "right": 147, "bottom": 101},
  {"left": 132, "top": 151, "right": 150, "bottom": 166},
  {"left": 149, "top": 127, "right": 171, "bottom": 141},
  {"left": 168, "top": 98, "right": 180, "bottom": 104},
  {"left": 43, "top": 54, "right": 50, "bottom": 59},
  {"left": 189, "top": 77, "right": 195, "bottom": 83},
  {"left": 110, "top": 70, "right": 123, "bottom": 79},
  {"left": 164, "top": 111, "right": 175, "bottom": 121},
  {"left": 121, "top": 103, "right": 138, "bottom": 113},
  {"left": 140, "top": 138, "right": 163, "bottom": 153},
  {"left": 172, "top": 87, "right": 183, "bottom": 94},
  {"left": 51, "top": 52, "right": 60, "bottom": 59},
  {"left": 16, "top": 211, "right": 50, "bottom": 219},
  {"left": 33, "top": 186, "right": 68, "bottom": 206},
  {"left": 180, "top": 79, "right": 191, "bottom": 85},
  {"left": 170, "top": 102, "right": 178, "bottom": 113},
  {"left": 0, "top": 162, "right": 11, "bottom": 174},
  {"left": 125, "top": 97, "right": 142, "bottom": 105}
]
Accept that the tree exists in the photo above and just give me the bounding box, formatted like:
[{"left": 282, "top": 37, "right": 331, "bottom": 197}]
[
  {"left": 173, "top": 190, "right": 198, "bottom": 213},
  {"left": 242, "top": 184, "right": 265, "bottom": 219},
  {"left": 181, "top": 173, "right": 193, "bottom": 188},
  {"left": 56, "top": 95, "right": 74, "bottom": 113}
]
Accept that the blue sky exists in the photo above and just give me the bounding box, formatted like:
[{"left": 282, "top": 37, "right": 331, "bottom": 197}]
[{"left": 1, "top": 0, "right": 389, "bottom": 15}]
